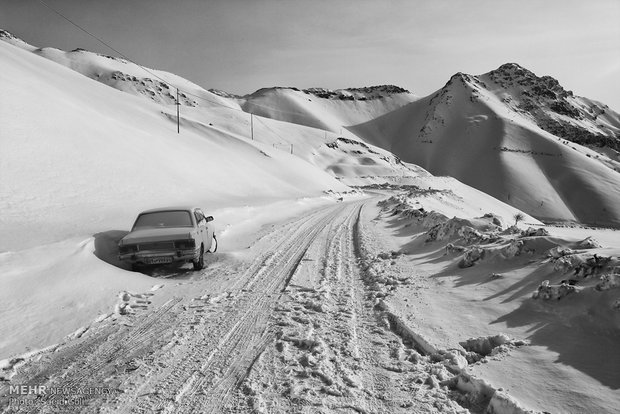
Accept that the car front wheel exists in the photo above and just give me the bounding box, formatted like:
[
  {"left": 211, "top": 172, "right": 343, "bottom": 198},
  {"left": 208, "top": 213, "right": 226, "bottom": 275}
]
[{"left": 193, "top": 245, "right": 205, "bottom": 270}]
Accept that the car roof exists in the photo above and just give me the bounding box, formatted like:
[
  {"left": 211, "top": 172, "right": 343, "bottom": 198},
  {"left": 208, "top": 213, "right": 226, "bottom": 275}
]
[{"left": 138, "top": 206, "right": 201, "bottom": 214}]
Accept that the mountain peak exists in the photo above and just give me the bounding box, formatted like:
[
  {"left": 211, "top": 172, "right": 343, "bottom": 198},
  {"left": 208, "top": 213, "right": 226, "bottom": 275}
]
[
  {"left": 0, "top": 29, "right": 18, "bottom": 41},
  {"left": 0, "top": 29, "right": 34, "bottom": 50},
  {"left": 485, "top": 63, "right": 569, "bottom": 95},
  {"left": 494, "top": 62, "right": 531, "bottom": 74}
]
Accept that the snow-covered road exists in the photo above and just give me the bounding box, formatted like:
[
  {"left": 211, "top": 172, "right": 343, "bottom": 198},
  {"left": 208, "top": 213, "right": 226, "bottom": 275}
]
[
  {"left": 0, "top": 199, "right": 471, "bottom": 413},
  {"left": 3, "top": 195, "right": 618, "bottom": 413}
]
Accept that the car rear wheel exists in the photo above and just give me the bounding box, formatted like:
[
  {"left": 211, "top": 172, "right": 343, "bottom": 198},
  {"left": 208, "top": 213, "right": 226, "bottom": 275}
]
[
  {"left": 208, "top": 234, "right": 217, "bottom": 253},
  {"left": 193, "top": 245, "right": 205, "bottom": 270}
]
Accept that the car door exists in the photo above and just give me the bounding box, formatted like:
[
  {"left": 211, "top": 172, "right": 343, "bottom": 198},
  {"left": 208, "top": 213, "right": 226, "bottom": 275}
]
[
  {"left": 194, "top": 210, "right": 208, "bottom": 251},
  {"left": 194, "top": 210, "right": 208, "bottom": 249}
]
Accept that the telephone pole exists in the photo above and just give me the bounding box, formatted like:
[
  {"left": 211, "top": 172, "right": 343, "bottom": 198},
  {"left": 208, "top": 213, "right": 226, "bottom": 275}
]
[
  {"left": 176, "top": 88, "right": 180, "bottom": 134},
  {"left": 250, "top": 113, "right": 254, "bottom": 140}
]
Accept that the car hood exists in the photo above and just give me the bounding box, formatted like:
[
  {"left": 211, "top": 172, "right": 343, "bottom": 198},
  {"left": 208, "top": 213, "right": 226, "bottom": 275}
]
[{"left": 120, "top": 227, "right": 195, "bottom": 244}]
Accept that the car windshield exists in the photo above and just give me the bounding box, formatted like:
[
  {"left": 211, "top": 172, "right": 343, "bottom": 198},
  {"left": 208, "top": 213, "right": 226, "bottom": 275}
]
[{"left": 132, "top": 210, "right": 193, "bottom": 230}]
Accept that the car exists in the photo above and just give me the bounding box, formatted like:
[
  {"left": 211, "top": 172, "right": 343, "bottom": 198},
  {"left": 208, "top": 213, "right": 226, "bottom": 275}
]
[{"left": 118, "top": 206, "right": 217, "bottom": 271}]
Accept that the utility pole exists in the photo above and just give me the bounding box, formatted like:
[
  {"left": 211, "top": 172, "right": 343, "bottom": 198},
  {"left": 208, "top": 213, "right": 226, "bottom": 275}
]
[
  {"left": 250, "top": 113, "right": 254, "bottom": 140},
  {"left": 176, "top": 88, "right": 180, "bottom": 134},
  {"left": 290, "top": 144, "right": 293, "bottom": 154}
]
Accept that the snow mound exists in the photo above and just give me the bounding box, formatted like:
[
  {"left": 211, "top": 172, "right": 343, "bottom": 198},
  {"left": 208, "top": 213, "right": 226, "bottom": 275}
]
[
  {"left": 576, "top": 236, "right": 602, "bottom": 249},
  {"left": 595, "top": 270, "right": 620, "bottom": 291},
  {"left": 532, "top": 280, "right": 577, "bottom": 300},
  {"left": 447, "top": 372, "right": 536, "bottom": 414},
  {"left": 427, "top": 216, "right": 502, "bottom": 243}
]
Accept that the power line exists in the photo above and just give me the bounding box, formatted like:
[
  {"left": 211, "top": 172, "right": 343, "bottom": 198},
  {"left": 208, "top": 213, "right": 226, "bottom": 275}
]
[
  {"left": 254, "top": 116, "right": 289, "bottom": 143},
  {"left": 38, "top": 0, "right": 168, "bottom": 88},
  {"left": 36, "top": 0, "right": 246, "bottom": 111},
  {"left": 36, "top": 0, "right": 335, "bottom": 139}
]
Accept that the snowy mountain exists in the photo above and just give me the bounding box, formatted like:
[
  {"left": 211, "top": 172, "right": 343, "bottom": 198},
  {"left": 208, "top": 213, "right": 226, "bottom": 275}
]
[
  {"left": 0, "top": 31, "right": 431, "bottom": 251},
  {"left": 0, "top": 30, "right": 424, "bottom": 186},
  {"left": 351, "top": 64, "right": 620, "bottom": 227},
  {"left": 0, "top": 29, "right": 240, "bottom": 110},
  {"left": 0, "top": 30, "right": 416, "bottom": 134},
  {"left": 3, "top": 28, "right": 620, "bottom": 228},
  {"left": 0, "top": 30, "right": 531, "bottom": 358},
  {"left": 482, "top": 63, "right": 620, "bottom": 149},
  {"left": 237, "top": 85, "right": 417, "bottom": 133},
  {"left": 3, "top": 30, "right": 620, "bottom": 414},
  {"left": 0, "top": 38, "right": 350, "bottom": 250}
]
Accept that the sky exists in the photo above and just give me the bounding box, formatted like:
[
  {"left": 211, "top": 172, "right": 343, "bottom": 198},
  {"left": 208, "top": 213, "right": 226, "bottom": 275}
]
[{"left": 2, "top": 0, "right": 619, "bottom": 110}]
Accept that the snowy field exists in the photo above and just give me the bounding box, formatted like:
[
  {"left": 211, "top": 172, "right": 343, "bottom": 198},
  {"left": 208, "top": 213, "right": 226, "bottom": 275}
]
[{"left": 1, "top": 33, "right": 620, "bottom": 413}]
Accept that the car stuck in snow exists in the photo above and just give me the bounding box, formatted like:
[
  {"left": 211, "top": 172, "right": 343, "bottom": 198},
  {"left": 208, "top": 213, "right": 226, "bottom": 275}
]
[{"left": 118, "top": 206, "right": 217, "bottom": 271}]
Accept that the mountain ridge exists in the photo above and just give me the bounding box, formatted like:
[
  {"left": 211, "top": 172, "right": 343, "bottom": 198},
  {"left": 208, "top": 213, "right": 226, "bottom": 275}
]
[
  {"left": 350, "top": 64, "right": 620, "bottom": 226},
  {"left": 3, "top": 29, "right": 620, "bottom": 226}
]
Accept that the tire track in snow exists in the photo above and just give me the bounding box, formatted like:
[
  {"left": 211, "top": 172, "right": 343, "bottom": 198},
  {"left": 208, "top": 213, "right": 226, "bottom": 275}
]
[
  {"left": 233, "top": 202, "right": 468, "bottom": 413},
  {"left": 0, "top": 201, "right": 357, "bottom": 414},
  {"left": 175, "top": 204, "right": 349, "bottom": 413}
]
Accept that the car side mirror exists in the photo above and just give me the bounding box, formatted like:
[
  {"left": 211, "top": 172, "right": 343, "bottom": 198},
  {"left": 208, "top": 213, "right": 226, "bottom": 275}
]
[{"left": 206, "top": 216, "right": 214, "bottom": 222}]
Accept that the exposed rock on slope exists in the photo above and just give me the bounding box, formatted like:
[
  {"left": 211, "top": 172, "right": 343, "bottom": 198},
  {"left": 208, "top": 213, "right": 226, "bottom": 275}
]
[
  {"left": 0, "top": 30, "right": 240, "bottom": 110},
  {"left": 350, "top": 64, "right": 620, "bottom": 227},
  {"left": 484, "top": 63, "right": 620, "bottom": 149},
  {"left": 238, "top": 85, "right": 418, "bottom": 133}
]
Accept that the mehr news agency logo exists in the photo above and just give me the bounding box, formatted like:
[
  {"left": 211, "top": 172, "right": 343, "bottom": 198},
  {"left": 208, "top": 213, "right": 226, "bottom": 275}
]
[{"left": 6, "top": 384, "right": 117, "bottom": 407}]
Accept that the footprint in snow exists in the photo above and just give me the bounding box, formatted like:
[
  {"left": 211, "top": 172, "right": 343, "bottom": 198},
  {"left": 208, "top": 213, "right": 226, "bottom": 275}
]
[{"left": 114, "top": 290, "right": 154, "bottom": 315}]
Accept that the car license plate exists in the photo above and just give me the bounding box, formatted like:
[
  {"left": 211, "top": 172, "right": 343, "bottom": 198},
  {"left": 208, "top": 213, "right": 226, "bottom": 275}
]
[{"left": 145, "top": 257, "right": 173, "bottom": 264}]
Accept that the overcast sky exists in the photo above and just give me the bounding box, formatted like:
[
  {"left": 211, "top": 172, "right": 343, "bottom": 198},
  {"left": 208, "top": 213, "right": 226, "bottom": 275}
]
[{"left": 2, "top": 0, "right": 619, "bottom": 110}]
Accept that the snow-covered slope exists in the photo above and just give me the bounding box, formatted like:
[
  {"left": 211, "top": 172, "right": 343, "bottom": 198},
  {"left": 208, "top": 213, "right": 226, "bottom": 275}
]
[
  {"left": 351, "top": 64, "right": 620, "bottom": 227},
  {"left": 0, "top": 35, "right": 355, "bottom": 357},
  {"left": 0, "top": 30, "right": 416, "bottom": 136},
  {"left": 482, "top": 63, "right": 620, "bottom": 147},
  {"left": 0, "top": 29, "right": 240, "bottom": 110},
  {"left": 0, "top": 39, "right": 350, "bottom": 251},
  {"left": 0, "top": 30, "right": 427, "bottom": 190},
  {"left": 235, "top": 85, "right": 418, "bottom": 133},
  {"left": 0, "top": 33, "right": 538, "bottom": 359}
]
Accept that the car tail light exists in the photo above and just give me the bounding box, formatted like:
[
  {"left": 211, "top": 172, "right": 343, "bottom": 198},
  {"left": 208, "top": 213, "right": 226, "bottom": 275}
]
[{"left": 174, "top": 239, "right": 196, "bottom": 250}]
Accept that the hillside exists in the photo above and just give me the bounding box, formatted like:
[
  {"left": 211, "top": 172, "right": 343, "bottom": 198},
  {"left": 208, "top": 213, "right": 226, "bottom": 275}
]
[
  {"left": 0, "top": 32, "right": 535, "bottom": 360},
  {"left": 0, "top": 29, "right": 240, "bottom": 111},
  {"left": 3, "top": 30, "right": 620, "bottom": 414},
  {"left": 236, "top": 85, "right": 418, "bottom": 132},
  {"left": 0, "top": 30, "right": 428, "bottom": 188},
  {"left": 0, "top": 30, "right": 416, "bottom": 136},
  {"left": 3, "top": 28, "right": 620, "bottom": 228},
  {"left": 350, "top": 64, "right": 620, "bottom": 227},
  {"left": 0, "top": 39, "right": 351, "bottom": 251}
]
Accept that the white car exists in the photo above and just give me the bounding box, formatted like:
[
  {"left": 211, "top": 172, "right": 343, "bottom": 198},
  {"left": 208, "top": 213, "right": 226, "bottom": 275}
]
[{"left": 118, "top": 206, "right": 217, "bottom": 271}]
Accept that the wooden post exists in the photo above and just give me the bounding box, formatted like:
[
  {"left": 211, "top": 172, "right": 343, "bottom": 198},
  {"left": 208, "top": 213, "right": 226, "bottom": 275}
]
[{"left": 176, "top": 89, "right": 180, "bottom": 134}]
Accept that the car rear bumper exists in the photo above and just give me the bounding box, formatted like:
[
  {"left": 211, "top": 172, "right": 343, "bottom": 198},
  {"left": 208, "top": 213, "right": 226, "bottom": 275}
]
[{"left": 119, "top": 248, "right": 199, "bottom": 265}]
